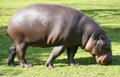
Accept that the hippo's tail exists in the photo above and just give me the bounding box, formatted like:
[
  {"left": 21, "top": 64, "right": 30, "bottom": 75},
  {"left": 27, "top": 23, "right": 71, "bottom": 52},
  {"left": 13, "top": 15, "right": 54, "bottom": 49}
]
[{"left": 6, "top": 31, "right": 11, "bottom": 39}]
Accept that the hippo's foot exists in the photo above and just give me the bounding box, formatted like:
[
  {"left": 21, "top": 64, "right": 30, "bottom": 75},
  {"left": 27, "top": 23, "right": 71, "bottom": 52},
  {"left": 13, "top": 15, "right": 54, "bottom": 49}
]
[
  {"left": 69, "top": 62, "right": 80, "bottom": 66},
  {"left": 45, "top": 63, "right": 54, "bottom": 68},
  {"left": 8, "top": 62, "right": 15, "bottom": 66},
  {"left": 20, "top": 63, "right": 32, "bottom": 68}
]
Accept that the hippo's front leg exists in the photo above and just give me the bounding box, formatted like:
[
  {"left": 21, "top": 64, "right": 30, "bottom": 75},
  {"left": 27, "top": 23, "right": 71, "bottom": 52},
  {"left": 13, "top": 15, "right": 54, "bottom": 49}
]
[
  {"left": 45, "top": 46, "right": 66, "bottom": 68},
  {"left": 67, "top": 46, "right": 80, "bottom": 66},
  {"left": 8, "top": 43, "right": 16, "bottom": 66}
]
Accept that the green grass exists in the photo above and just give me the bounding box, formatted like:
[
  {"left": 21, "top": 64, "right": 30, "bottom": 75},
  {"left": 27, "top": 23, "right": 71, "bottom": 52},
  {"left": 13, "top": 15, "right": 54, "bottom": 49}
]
[{"left": 0, "top": 0, "right": 120, "bottom": 77}]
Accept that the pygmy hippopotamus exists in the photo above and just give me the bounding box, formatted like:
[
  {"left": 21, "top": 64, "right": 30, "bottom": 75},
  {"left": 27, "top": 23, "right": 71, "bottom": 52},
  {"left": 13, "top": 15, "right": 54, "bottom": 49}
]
[{"left": 7, "top": 3, "right": 112, "bottom": 68}]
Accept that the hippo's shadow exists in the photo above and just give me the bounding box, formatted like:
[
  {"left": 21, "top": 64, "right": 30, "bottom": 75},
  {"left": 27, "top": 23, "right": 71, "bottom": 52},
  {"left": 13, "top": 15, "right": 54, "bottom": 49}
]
[{"left": 1, "top": 55, "right": 120, "bottom": 67}]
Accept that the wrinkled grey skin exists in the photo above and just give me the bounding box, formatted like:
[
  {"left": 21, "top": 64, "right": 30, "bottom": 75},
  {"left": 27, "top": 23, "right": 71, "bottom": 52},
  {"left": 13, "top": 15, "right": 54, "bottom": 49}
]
[{"left": 7, "top": 4, "right": 112, "bottom": 68}]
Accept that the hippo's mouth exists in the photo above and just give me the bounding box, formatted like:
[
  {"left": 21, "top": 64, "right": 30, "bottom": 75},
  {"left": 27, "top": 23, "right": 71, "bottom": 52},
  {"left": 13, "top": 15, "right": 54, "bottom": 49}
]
[{"left": 95, "top": 52, "right": 112, "bottom": 65}]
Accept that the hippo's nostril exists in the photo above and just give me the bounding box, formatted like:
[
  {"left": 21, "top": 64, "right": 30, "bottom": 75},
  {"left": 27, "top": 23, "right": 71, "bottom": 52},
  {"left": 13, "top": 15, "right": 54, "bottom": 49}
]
[{"left": 102, "top": 55, "right": 112, "bottom": 65}]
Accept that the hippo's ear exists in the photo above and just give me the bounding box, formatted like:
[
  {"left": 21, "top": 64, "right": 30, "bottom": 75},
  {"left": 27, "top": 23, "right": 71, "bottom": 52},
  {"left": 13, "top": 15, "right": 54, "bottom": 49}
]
[
  {"left": 85, "top": 37, "right": 96, "bottom": 51},
  {"left": 99, "top": 35, "right": 104, "bottom": 40}
]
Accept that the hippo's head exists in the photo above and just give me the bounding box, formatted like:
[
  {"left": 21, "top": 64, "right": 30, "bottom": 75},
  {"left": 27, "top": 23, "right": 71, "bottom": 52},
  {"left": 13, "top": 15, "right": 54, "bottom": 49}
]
[{"left": 85, "top": 34, "right": 112, "bottom": 65}]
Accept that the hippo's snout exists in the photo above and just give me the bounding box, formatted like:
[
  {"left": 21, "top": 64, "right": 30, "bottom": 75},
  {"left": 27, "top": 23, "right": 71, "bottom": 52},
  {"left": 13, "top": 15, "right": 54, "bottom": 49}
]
[{"left": 96, "top": 52, "right": 112, "bottom": 65}]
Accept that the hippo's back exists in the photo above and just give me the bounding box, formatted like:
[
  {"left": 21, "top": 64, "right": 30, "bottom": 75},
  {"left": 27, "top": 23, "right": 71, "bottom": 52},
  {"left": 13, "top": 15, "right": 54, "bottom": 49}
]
[{"left": 10, "top": 4, "right": 83, "bottom": 26}]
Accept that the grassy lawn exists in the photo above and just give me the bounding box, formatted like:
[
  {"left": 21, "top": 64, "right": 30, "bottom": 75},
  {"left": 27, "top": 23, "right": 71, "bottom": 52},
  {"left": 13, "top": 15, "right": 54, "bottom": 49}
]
[{"left": 0, "top": 0, "right": 120, "bottom": 77}]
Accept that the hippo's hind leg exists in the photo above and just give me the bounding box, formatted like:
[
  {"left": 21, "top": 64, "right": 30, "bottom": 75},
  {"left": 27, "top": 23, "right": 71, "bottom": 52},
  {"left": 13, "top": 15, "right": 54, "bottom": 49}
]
[
  {"left": 8, "top": 43, "right": 16, "bottom": 66},
  {"left": 45, "top": 46, "right": 66, "bottom": 68},
  {"left": 67, "top": 46, "right": 80, "bottom": 66},
  {"left": 15, "top": 42, "right": 30, "bottom": 67}
]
